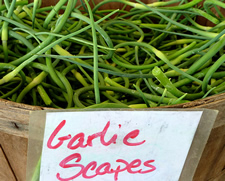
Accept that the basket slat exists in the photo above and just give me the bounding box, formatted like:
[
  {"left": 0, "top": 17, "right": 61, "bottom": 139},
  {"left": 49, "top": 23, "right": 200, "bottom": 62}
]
[
  {"left": 0, "top": 94, "right": 225, "bottom": 180},
  {"left": 0, "top": 146, "right": 16, "bottom": 181},
  {"left": 0, "top": 132, "right": 28, "bottom": 181}
]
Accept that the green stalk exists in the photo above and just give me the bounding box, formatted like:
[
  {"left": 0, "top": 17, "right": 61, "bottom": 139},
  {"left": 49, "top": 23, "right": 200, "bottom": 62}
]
[
  {"left": 202, "top": 54, "right": 225, "bottom": 92},
  {"left": 136, "top": 0, "right": 218, "bottom": 39},
  {"left": 133, "top": 84, "right": 150, "bottom": 107},
  {"left": 73, "top": 85, "right": 189, "bottom": 108},
  {"left": 2, "top": 0, "right": 16, "bottom": 63},
  {"left": 152, "top": 66, "right": 204, "bottom": 100},
  {"left": 114, "top": 41, "right": 203, "bottom": 84},
  {"left": 0, "top": 0, "right": 28, "bottom": 12},
  {"left": 32, "top": 0, "right": 42, "bottom": 29},
  {"left": 45, "top": 49, "right": 65, "bottom": 90},
  {"left": 31, "top": 156, "right": 41, "bottom": 181},
  {"left": 16, "top": 71, "right": 48, "bottom": 103},
  {"left": 204, "top": 0, "right": 225, "bottom": 17},
  {"left": 43, "top": 0, "right": 67, "bottom": 28},
  {"left": 189, "top": 8, "right": 220, "bottom": 25},
  {"left": 0, "top": 0, "right": 76, "bottom": 84},
  {"left": 186, "top": 36, "right": 225, "bottom": 76}
]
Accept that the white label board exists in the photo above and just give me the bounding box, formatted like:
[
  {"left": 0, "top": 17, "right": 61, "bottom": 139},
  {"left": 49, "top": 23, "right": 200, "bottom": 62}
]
[{"left": 40, "top": 110, "right": 203, "bottom": 181}]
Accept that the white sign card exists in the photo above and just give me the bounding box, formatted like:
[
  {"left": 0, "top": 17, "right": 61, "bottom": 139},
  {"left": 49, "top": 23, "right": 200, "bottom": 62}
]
[{"left": 39, "top": 110, "right": 204, "bottom": 181}]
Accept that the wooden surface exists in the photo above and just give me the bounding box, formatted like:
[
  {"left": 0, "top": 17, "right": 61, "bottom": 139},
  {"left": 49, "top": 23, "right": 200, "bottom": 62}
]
[
  {"left": 0, "top": 92, "right": 225, "bottom": 181},
  {"left": 0, "top": 99, "right": 43, "bottom": 138},
  {"left": 0, "top": 146, "right": 16, "bottom": 181},
  {"left": 0, "top": 100, "right": 49, "bottom": 181},
  {"left": 0, "top": 132, "right": 28, "bottom": 181}
]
